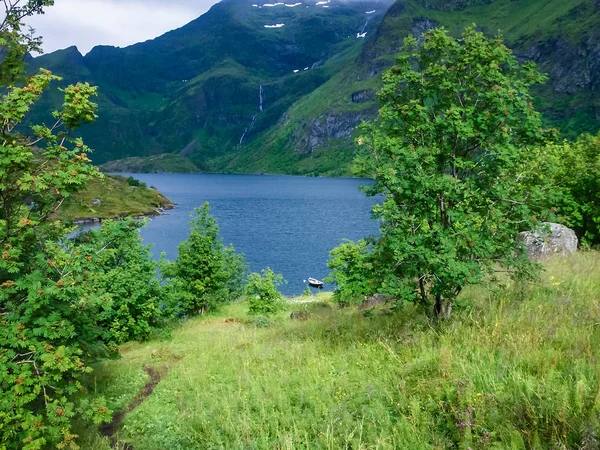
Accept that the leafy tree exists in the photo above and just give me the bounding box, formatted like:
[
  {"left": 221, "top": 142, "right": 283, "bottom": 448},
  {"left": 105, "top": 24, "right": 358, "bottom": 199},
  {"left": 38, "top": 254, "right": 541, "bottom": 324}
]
[
  {"left": 334, "top": 27, "right": 555, "bottom": 318},
  {"left": 162, "top": 203, "right": 246, "bottom": 316},
  {"left": 0, "top": 2, "right": 164, "bottom": 446},
  {"left": 72, "top": 219, "right": 165, "bottom": 346},
  {"left": 246, "top": 268, "right": 284, "bottom": 316},
  {"left": 0, "top": 51, "right": 106, "bottom": 450}
]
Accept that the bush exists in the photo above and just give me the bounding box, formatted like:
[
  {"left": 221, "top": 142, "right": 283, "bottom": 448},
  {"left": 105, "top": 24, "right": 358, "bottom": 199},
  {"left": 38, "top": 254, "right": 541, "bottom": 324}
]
[
  {"left": 162, "top": 203, "right": 247, "bottom": 316},
  {"left": 73, "top": 219, "right": 165, "bottom": 346},
  {"left": 126, "top": 176, "right": 147, "bottom": 188},
  {"left": 0, "top": 3, "right": 116, "bottom": 443},
  {"left": 326, "top": 239, "right": 377, "bottom": 306},
  {"left": 547, "top": 133, "right": 600, "bottom": 247},
  {"left": 246, "top": 268, "right": 285, "bottom": 316}
]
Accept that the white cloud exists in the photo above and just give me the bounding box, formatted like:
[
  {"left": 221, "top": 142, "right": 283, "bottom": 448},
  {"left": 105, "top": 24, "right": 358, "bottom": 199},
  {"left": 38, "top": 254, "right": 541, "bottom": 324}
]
[{"left": 27, "top": 0, "right": 219, "bottom": 55}]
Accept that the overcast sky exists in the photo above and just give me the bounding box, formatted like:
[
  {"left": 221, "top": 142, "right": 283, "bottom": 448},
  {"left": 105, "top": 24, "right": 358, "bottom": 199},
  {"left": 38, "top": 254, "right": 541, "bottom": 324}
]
[{"left": 26, "top": 0, "right": 220, "bottom": 55}]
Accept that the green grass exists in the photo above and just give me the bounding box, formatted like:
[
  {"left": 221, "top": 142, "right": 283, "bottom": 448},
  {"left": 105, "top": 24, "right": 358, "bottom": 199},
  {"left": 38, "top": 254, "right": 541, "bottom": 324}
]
[
  {"left": 79, "top": 252, "right": 600, "bottom": 449},
  {"left": 59, "top": 175, "right": 174, "bottom": 221}
]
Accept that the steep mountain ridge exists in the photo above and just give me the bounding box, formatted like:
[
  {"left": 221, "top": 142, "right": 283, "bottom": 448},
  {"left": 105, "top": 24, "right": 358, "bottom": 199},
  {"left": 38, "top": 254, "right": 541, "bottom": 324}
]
[
  {"left": 29, "top": 0, "right": 392, "bottom": 170},
  {"left": 29, "top": 0, "right": 600, "bottom": 175}
]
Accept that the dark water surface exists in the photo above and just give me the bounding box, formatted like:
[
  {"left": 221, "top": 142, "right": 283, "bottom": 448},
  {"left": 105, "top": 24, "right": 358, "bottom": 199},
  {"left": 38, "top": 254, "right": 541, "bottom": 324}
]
[{"left": 120, "top": 174, "right": 379, "bottom": 295}]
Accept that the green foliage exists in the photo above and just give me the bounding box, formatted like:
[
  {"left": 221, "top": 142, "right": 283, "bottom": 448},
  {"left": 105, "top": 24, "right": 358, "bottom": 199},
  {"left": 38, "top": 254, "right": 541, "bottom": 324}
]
[
  {"left": 0, "top": 3, "right": 111, "bottom": 445},
  {"left": 245, "top": 314, "right": 276, "bottom": 328},
  {"left": 246, "top": 268, "right": 284, "bottom": 316},
  {"left": 125, "top": 176, "right": 146, "bottom": 188},
  {"left": 326, "top": 239, "right": 376, "bottom": 305},
  {"left": 338, "top": 27, "right": 555, "bottom": 318},
  {"left": 547, "top": 133, "right": 600, "bottom": 247},
  {"left": 0, "top": 3, "right": 171, "bottom": 447},
  {"left": 72, "top": 219, "right": 165, "bottom": 345},
  {"left": 162, "top": 203, "right": 247, "bottom": 316},
  {"left": 302, "top": 285, "right": 312, "bottom": 296},
  {"left": 0, "top": 232, "right": 114, "bottom": 449}
]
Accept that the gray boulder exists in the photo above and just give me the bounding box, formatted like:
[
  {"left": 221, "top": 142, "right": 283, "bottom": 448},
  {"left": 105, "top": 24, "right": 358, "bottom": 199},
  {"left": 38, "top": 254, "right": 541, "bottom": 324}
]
[
  {"left": 520, "top": 223, "right": 578, "bottom": 260},
  {"left": 91, "top": 199, "right": 102, "bottom": 206},
  {"left": 290, "top": 311, "right": 310, "bottom": 321}
]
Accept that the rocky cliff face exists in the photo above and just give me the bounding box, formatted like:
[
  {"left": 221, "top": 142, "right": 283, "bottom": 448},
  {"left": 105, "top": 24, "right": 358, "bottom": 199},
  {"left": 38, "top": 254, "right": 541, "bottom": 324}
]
[
  {"left": 292, "top": 109, "right": 377, "bottom": 154},
  {"left": 514, "top": 26, "right": 600, "bottom": 133}
]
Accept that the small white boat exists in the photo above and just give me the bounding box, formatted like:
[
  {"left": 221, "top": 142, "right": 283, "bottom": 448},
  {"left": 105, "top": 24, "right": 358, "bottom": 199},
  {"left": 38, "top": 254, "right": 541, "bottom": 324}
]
[{"left": 307, "top": 277, "right": 324, "bottom": 289}]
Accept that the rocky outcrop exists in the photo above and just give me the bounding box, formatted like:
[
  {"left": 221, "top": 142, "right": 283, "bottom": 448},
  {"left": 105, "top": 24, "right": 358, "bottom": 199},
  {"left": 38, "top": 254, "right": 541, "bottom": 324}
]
[
  {"left": 292, "top": 109, "right": 376, "bottom": 154},
  {"left": 411, "top": 17, "right": 437, "bottom": 40},
  {"left": 520, "top": 223, "right": 578, "bottom": 260},
  {"left": 517, "top": 32, "right": 600, "bottom": 96},
  {"left": 351, "top": 89, "right": 376, "bottom": 104}
]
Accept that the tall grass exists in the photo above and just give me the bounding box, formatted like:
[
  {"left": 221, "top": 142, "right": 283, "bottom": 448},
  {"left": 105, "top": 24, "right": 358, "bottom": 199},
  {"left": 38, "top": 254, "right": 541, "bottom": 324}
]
[{"left": 81, "top": 252, "right": 600, "bottom": 449}]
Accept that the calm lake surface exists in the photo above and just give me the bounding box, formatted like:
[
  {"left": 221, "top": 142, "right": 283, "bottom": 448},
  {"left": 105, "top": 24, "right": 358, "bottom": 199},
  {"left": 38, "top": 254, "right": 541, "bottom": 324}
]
[{"left": 120, "top": 174, "right": 379, "bottom": 295}]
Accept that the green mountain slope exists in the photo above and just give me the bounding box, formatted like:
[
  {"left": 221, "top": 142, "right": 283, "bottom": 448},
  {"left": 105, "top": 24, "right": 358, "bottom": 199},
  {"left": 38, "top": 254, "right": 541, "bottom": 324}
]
[
  {"left": 29, "top": 0, "right": 600, "bottom": 174},
  {"left": 28, "top": 0, "right": 392, "bottom": 171},
  {"left": 231, "top": 0, "right": 600, "bottom": 175}
]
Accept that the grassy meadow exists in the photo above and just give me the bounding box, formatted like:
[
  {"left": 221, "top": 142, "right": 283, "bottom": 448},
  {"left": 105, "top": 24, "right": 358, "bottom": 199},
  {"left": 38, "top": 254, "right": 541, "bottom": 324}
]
[{"left": 79, "top": 252, "right": 600, "bottom": 449}]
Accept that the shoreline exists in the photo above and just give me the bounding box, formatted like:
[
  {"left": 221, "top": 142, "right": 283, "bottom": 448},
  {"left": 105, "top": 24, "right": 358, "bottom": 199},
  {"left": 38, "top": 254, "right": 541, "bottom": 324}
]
[
  {"left": 106, "top": 171, "right": 371, "bottom": 181},
  {"left": 71, "top": 204, "right": 175, "bottom": 226}
]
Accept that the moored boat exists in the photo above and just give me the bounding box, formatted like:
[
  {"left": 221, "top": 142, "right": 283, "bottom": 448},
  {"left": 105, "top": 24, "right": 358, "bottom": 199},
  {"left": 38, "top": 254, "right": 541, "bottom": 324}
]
[{"left": 307, "top": 277, "right": 324, "bottom": 289}]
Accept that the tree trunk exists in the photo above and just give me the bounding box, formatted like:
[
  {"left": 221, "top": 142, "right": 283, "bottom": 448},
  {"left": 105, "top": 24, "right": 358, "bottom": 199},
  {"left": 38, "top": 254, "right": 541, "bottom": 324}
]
[{"left": 434, "top": 294, "right": 453, "bottom": 320}]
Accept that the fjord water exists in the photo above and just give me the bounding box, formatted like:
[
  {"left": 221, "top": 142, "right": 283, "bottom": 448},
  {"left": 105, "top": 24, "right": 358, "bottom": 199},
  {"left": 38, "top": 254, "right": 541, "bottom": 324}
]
[{"left": 124, "top": 174, "right": 379, "bottom": 295}]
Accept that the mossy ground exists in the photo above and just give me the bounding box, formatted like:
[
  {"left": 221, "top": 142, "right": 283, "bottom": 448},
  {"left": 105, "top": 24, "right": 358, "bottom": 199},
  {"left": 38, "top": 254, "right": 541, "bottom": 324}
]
[
  {"left": 75, "top": 252, "right": 600, "bottom": 449},
  {"left": 58, "top": 175, "right": 173, "bottom": 221}
]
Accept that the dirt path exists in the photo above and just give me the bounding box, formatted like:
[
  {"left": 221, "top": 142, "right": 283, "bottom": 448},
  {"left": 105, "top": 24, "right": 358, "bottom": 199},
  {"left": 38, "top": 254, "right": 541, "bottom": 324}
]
[{"left": 99, "top": 365, "right": 168, "bottom": 450}]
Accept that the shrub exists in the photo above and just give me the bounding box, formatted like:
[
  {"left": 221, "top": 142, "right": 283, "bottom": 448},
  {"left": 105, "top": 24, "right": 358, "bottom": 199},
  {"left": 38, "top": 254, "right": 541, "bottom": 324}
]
[
  {"left": 162, "top": 203, "right": 247, "bottom": 316},
  {"left": 547, "top": 133, "right": 600, "bottom": 247},
  {"left": 126, "top": 176, "right": 147, "bottom": 188},
  {"left": 326, "top": 239, "right": 377, "bottom": 305},
  {"left": 245, "top": 314, "right": 276, "bottom": 328},
  {"left": 246, "top": 268, "right": 285, "bottom": 316},
  {"left": 73, "top": 219, "right": 165, "bottom": 345},
  {"left": 0, "top": 2, "right": 116, "bottom": 442}
]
